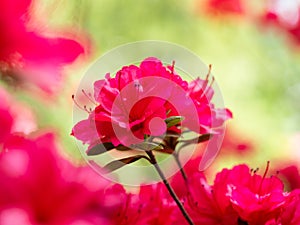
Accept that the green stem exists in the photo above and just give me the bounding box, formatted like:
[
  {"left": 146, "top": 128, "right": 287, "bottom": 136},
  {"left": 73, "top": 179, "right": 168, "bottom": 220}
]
[
  {"left": 173, "top": 152, "right": 188, "bottom": 182},
  {"left": 146, "top": 151, "right": 194, "bottom": 225}
]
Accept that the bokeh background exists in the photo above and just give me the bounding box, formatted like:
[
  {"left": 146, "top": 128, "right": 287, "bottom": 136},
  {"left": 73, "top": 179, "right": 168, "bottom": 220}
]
[{"left": 2, "top": 0, "right": 300, "bottom": 177}]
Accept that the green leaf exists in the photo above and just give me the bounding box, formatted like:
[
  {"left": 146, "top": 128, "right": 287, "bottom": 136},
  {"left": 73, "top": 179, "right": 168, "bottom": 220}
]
[
  {"left": 180, "top": 133, "right": 212, "bottom": 148},
  {"left": 115, "top": 145, "right": 132, "bottom": 151},
  {"left": 103, "top": 155, "right": 147, "bottom": 173},
  {"left": 164, "top": 131, "right": 182, "bottom": 138},
  {"left": 165, "top": 116, "right": 184, "bottom": 128},
  {"left": 87, "top": 143, "right": 116, "bottom": 156},
  {"left": 87, "top": 143, "right": 132, "bottom": 156},
  {"left": 131, "top": 142, "right": 164, "bottom": 151}
]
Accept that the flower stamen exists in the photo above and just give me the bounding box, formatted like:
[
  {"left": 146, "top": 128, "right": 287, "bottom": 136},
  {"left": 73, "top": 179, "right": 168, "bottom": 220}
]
[
  {"left": 258, "top": 161, "right": 270, "bottom": 199},
  {"left": 72, "top": 94, "right": 91, "bottom": 114},
  {"left": 81, "top": 89, "right": 97, "bottom": 105}
]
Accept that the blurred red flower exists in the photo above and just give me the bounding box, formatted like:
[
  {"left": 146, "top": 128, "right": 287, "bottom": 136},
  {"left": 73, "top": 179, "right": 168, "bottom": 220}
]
[
  {"left": 204, "top": 0, "right": 245, "bottom": 15},
  {"left": 279, "top": 190, "right": 300, "bottom": 225},
  {"left": 277, "top": 165, "right": 300, "bottom": 191},
  {"left": 0, "top": 132, "right": 128, "bottom": 225},
  {"left": 0, "top": 86, "right": 36, "bottom": 143},
  {"left": 263, "top": 0, "right": 300, "bottom": 45},
  {"left": 0, "top": 0, "right": 84, "bottom": 93}
]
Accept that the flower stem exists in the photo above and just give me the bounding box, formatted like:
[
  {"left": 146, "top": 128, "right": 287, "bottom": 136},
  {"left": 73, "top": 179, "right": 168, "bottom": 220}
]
[
  {"left": 173, "top": 152, "right": 188, "bottom": 182},
  {"left": 146, "top": 151, "right": 194, "bottom": 225}
]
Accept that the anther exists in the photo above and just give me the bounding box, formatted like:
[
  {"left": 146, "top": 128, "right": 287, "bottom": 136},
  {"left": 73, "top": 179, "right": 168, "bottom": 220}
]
[{"left": 83, "top": 105, "right": 91, "bottom": 113}]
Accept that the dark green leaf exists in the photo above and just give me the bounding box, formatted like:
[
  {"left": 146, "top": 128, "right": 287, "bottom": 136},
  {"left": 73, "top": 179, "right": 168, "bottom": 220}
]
[
  {"left": 87, "top": 142, "right": 116, "bottom": 156},
  {"left": 116, "top": 145, "right": 132, "bottom": 151},
  {"left": 87, "top": 143, "right": 132, "bottom": 156},
  {"left": 103, "top": 155, "right": 147, "bottom": 173},
  {"left": 180, "top": 134, "right": 212, "bottom": 148}
]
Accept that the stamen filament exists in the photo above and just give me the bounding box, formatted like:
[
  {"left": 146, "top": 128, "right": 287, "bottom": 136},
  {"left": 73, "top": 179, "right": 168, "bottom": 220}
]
[
  {"left": 72, "top": 95, "right": 91, "bottom": 114},
  {"left": 82, "top": 89, "right": 97, "bottom": 105}
]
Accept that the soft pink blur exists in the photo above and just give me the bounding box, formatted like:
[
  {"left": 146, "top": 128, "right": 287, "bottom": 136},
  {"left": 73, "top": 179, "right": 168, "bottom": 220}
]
[{"left": 0, "top": 0, "right": 85, "bottom": 93}]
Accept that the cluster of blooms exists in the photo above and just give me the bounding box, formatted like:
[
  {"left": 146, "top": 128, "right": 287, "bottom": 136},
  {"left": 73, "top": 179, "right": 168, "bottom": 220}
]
[
  {"left": 1, "top": 85, "right": 300, "bottom": 225},
  {"left": 2, "top": 0, "right": 300, "bottom": 224},
  {"left": 71, "top": 57, "right": 300, "bottom": 224},
  {"left": 72, "top": 57, "right": 232, "bottom": 151},
  {"left": 1, "top": 56, "right": 300, "bottom": 225}
]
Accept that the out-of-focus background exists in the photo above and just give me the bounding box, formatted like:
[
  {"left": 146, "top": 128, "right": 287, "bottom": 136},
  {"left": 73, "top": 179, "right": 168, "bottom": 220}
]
[{"left": 2, "top": 0, "right": 300, "bottom": 173}]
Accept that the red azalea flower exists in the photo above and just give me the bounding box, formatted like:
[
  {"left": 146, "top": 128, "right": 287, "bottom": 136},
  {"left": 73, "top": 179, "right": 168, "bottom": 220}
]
[
  {"left": 0, "top": 132, "right": 130, "bottom": 225},
  {"left": 173, "top": 164, "right": 289, "bottom": 224},
  {"left": 174, "top": 171, "right": 239, "bottom": 225},
  {"left": 204, "top": 0, "right": 245, "bottom": 15},
  {"left": 227, "top": 166, "right": 286, "bottom": 224},
  {"left": 0, "top": 0, "right": 84, "bottom": 93},
  {"left": 72, "top": 57, "right": 231, "bottom": 149},
  {"left": 263, "top": 0, "right": 300, "bottom": 46}
]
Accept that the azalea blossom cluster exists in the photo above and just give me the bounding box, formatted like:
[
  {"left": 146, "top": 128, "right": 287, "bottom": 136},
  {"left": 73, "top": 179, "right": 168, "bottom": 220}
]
[{"left": 72, "top": 57, "right": 232, "bottom": 152}]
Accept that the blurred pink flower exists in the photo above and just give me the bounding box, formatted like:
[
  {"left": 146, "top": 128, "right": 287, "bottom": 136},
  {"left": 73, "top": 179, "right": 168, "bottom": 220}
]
[
  {"left": 0, "top": 0, "right": 84, "bottom": 93},
  {"left": 220, "top": 123, "right": 254, "bottom": 155},
  {"left": 0, "top": 86, "right": 36, "bottom": 142},
  {"left": 263, "top": 0, "right": 300, "bottom": 46},
  {"left": 135, "top": 184, "right": 179, "bottom": 225},
  {"left": 279, "top": 190, "right": 300, "bottom": 225},
  {"left": 277, "top": 165, "right": 300, "bottom": 191},
  {"left": 112, "top": 183, "right": 179, "bottom": 225},
  {"left": 0, "top": 132, "right": 129, "bottom": 225}
]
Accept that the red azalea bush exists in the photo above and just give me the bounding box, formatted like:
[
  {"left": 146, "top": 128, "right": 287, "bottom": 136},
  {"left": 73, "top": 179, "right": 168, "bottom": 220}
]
[
  {"left": 1, "top": 0, "right": 300, "bottom": 223},
  {"left": 70, "top": 56, "right": 300, "bottom": 224}
]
